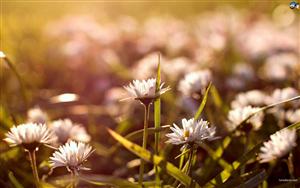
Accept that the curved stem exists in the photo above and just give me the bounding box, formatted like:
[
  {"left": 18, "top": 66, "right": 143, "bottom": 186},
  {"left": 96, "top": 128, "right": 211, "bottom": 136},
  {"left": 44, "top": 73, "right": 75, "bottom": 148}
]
[
  {"left": 28, "top": 150, "right": 39, "bottom": 188},
  {"left": 139, "top": 104, "right": 150, "bottom": 185}
]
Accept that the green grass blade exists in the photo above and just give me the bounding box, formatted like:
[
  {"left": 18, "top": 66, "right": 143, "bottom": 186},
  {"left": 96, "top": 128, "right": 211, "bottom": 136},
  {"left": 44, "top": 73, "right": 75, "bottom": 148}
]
[
  {"left": 109, "top": 125, "right": 170, "bottom": 155},
  {"left": 154, "top": 53, "right": 162, "bottom": 185},
  {"left": 210, "top": 85, "right": 223, "bottom": 108},
  {"left": 108, "top": 129, "right": 200, "bottom": 187},
  {"left": 236, "top": 170, "right": 267, "bottom": 188},
  {"left": 8, "top": 171, "right": 24, "bottom": 188},
  {"left": 194, "top": 82, "right": 212, "bottom": 120}
]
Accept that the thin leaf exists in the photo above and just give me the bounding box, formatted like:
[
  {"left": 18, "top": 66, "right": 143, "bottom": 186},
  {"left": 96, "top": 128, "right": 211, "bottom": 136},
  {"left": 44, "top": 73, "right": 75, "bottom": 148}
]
[
  {"left": 210, "top": 85, "right": 223, "bottom": 108},
  {"left": 154, "top": 53, "right": 162, "bottom": 185},
  {"left": 108, "top": 129, "right": 200, "bottom": 187},
  {"left": 236, "top": 170, "right": 267, "bottom": 188},
  {"left": 109, "top": 125, "right": 170, "bottom": 155},
  {"left": 194, "top": 82, "right": 212, "bottom": 120},
  {"left": 8, "top": 171, "right": 24, "bottom": 188},
  {"left": 219, "top": 170, "right": 266, "bottom": 188}
]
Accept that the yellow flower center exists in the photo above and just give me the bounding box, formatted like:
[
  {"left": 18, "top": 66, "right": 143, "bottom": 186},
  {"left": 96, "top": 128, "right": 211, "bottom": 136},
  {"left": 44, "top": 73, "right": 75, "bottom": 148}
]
[{"left": 184, "top": 130, "right": 190, "bottom": 138}]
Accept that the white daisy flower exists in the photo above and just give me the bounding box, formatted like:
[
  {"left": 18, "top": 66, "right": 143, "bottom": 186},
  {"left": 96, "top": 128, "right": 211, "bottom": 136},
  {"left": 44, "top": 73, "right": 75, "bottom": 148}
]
[
  {"left": 178, "top": 70, "right": 212, "bottom": 96},
  {"left": 231, "top": 90, "right": 267, "bottom": 109},
  {"left": 27, "top": 107, "right": 48, "bottom": 124},
  {"left": 166, "top": 118, "right": 216, "bottom": 149},
  {"left": 50, "top": 141, "right": 94, "bottom": 172},
  {"left": 49, "top": 119, "right": 91, "bottom": 144},
  {"left": 227, "top": 106, "right": 264, "bottom": 131},
  {"left": 4, "top": 123, "right": 57, "bottom": 150},
  {"left": 258, "top": 129, "right": 297, "bottom": 163},
  {"left": 286, "top": 109, "right": 300, "bottom": 123},
  {"left": 124, "top": 78, "right": 170, "bottom": 104}
]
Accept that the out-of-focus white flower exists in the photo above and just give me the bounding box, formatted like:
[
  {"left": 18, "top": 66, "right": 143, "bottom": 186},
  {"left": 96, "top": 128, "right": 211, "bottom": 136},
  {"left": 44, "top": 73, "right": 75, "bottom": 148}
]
[
  {"left": 49, "top": 119, "right": 91, "bottom": 144},
  {"left": 178, "top": 70, "right": 212, "bottom": 96},
  {"left": 124, "top": 78, "right": 170, "bottom": 103},
  {"left": 50, "top": 141, "right": 94, "bottom": 172},
  {"left": 4, "top": 123, "right": 57, "bottom": 150},
  {"left": 166, "top": 118, "right": 216, "bottom": 149},
  {"left": 27, "top": 107, "right": 48, "bottom": 124},
  {"left": 266, "top": 88, "right": 299, "bottom": 124},
  {"left": 231, "top": 90, "right": 267, "bottom": 109},
  {"left": 163, "top": 57, "right": 196, "bottom": 82},
  {"left": 286, "top": 109, "right": 300, "bottom": 123},
  {"left": 235, "top": 20, "right": 297, "bottom": 60},
  {"left": 258, "top": 129, "right": 297, "bottom": 163},
  {"left": 267, "top": 87, "right": 299, "bottom": 105},
  {"left": 132, "top": 53, "right": 165, "bottom": 79},
  {"left": 232, "top": 63, "right": 256, "bottom": 81},
  {"left": 260, "top": 53, "right": 299, "bottom": 82},
  {"left": 227, "top": 106, "right": 264, "bottom": 131},
  {"left": 0, "top": 51, "right": 6, "bottom": 58}
]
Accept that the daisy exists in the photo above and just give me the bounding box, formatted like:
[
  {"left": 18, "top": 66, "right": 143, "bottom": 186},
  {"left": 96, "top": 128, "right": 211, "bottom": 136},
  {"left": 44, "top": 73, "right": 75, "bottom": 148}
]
[
  {"left": 4, "top": 123, "right": 57, "bottom": 151},
  {"left": 258, "top": 129, "right": 297, "bottom": 163},
  {"left": 166, "top": 118, "right": 216, "bottom": 150},
  {"left": 49, "top": 119, "right": 91, "bottom": 144},
  {"left": 50, "top": 141, "right": 94, "bottom": 172},
  {"left": 178, "top": 70, "right": 212, "bottom": 96},
  {"left": 231, "top": 90, "right": 267, "bottom": 109},
  {"left": 124, "top": 78, "right": 170, "bottom": 105},
  {"left": 227, "top": 106, "right": 264, "bottom": 131},
  {"left": 27, "top": 107, "right": 48, "bottom": 124}
]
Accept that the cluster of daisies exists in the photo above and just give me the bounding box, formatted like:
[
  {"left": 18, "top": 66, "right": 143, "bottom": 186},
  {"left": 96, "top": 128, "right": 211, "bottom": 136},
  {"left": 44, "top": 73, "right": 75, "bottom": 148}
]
[
  {"left": 4, "top": 107, "right": 93, "bottom": 174},
  {"left": 4, "top": 77, "right": 299, "bottom": 183},
  {"left": 124, "top": 77, "right": 299, "bottom": 165}
]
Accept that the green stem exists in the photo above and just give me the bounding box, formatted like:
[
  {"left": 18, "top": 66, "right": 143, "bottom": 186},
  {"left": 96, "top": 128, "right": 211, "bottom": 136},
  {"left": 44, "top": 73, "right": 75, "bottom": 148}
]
[
  {"left": 28, "top": 150, "right": 39, "bottom": 188},
  {"left": 139, "top": 104, "right": 150, "bottom": 185},
  {"left": 186, "top": 145, "right": 196, "bottom": 188}
]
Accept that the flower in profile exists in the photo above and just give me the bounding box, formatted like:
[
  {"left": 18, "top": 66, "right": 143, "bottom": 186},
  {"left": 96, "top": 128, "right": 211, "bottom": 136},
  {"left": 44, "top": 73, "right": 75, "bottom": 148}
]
[
  {"left": 166, "top": 118, "right": 216, "bottom": 150},
  {"left": 258, "top": 129, "right": 297, "bottom": 163},
  {"left": 50, "top": 141, "right": 94, "bottom": 172},
  {"left": 49, "top": 119, "right": 91, "bottom": 144},
  {"left": 27, "top": 107, "right": 48, "bottom": 124},
  {"left": 4, "top": 123, "right": 57, "bottom": 151},
  {"left": 178, "top": 70, "right": 212, "bottom": 97},
  {"left": 227, "top": 106, "right": 264, "bottom": 131},
  {"left": 231, "top": 90, "right": 267, "bottom": 109},
  {"left": 124, "top": 78, "right": 170, "bottom": 104}
]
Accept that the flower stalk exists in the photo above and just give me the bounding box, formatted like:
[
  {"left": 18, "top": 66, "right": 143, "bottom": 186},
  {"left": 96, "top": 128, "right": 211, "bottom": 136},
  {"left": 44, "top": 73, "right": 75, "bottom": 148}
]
[
  {"left": 28, "top": 150, "right": 40, "bottom": 188},
  {"left": 139, "top": 103, "right": 151, "bottom": 185},
  {"left": 186, "top": 145, "right": 196, "bottom": 188}
]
